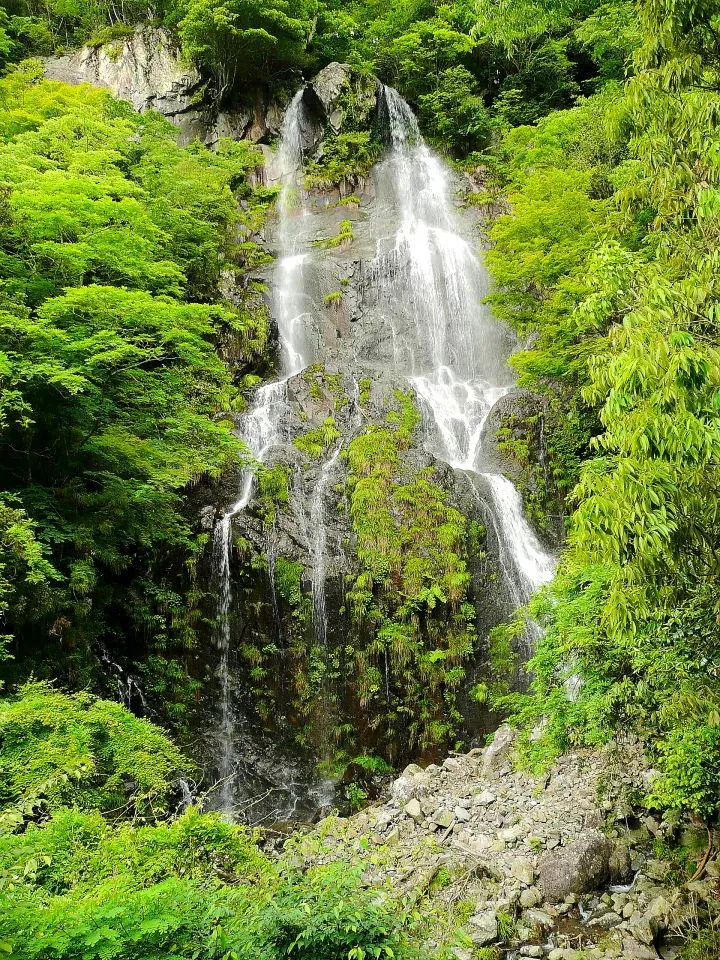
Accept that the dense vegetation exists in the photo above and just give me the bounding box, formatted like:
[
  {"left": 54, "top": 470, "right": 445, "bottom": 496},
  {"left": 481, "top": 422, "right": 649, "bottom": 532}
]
[
  {"left": 0, "top": 67, "right": 271, "bottom": 723},
  {"left": 0, "top": 683, "right": 412, "bottom": 959},
  {"left": 480, "top": 0, "right": 720, "bottom": 824},
  {"left": 2, "top": 0, "right": 720, "bottom": 954}
]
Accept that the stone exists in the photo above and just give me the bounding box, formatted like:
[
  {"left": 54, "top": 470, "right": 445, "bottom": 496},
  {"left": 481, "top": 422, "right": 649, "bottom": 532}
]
[
  {"left": 498, "top": 825, "right": 524, "bottom": 844},
  {"left": 468, "top": 910, "right": 498, "bottom": 946},
  {"left": 452, "top": 949, "right": 473, "bottom": 960},
  {"left": 434, "top": 810, "right": 455, "bottom": 829},
  {"left": 609, "top": 841, "right": 631, "bottom": 879},
  {"left": 538, "top": 830, "right": 615, "bottom": 902},
  {"left": 511, "top": 858, "right": 536, "bottom": 885},
  {"left": 646, "top": 895, "right": 672, "bottom": 933},
  {"left": 454, "top": 805, "right": 471, "bottom": 823},
  {"left": 522, "top": 908, "right": 554, "bottom": 930},
  {"left": 391, "top": 774, "right": 429, "bottom": 805},
  {"left": 621, "top": 938, "right": 660, "bottom": 959},
  {"left": 402, "top": 763, "right": 424, "bottom": 778},
  {"left": 519, "top": 886, "right": 542, "bottom": 909},
  {"left": 469, "top": 835, "right": 493, "bottom": 854},
  {"left": 474, "top": 789, "right": 496, "bottom": 806},
  {"left": 404, "top": 798, "right": 423, "bottom": 822},
  {"left": 482, "top": 724, "right": 516, "bottom": 772},
  {"left": 588, "top": 910, "right": 622, "bottom": 929},
  {"left": 443, "top": 756, "right": 463, "bottom": 771},
  {"left": 627, "top": 916, "right": 654, "bottom": 945},
  {"left": 519, "top": 948, "right": 543, "bottom": 958}
]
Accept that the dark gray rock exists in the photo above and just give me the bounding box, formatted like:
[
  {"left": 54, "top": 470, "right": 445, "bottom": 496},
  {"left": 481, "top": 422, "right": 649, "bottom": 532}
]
[{"left": 538, "top": 829, "right": 615, "bottom": 901}]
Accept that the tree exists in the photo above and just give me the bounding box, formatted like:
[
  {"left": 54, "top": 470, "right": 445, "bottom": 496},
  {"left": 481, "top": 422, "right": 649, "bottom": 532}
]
[{"left": 175, "top": 0, "right": 315, "bottom": 100}]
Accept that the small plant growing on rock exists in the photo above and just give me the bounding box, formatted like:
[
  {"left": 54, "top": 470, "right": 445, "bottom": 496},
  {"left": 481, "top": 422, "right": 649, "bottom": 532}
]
[{"left": 324, "top": 290, "right": 344, "bottom": 307}]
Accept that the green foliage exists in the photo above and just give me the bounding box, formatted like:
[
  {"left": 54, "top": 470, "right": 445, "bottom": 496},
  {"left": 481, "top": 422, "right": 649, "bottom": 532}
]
[
  {"left": 173, "top": 0, "right": 315, "bottom": 100},
  {"left": 488, "top": 0, "right": 720, "bottom": 822},
  {"left": 312, "top": 218, "right": 354, "bottom": 249},
  {"left": 305, "top": 132, "right": 381, "bottom": 189},
  {"left": 344, "top": 392, "right": 475, "bottom": 759},
  {"left": 293, "top": 417, "right": 340, "bottom": 458},
  {"left": 0, "top": 681, "right": 186, "bottom": 826},
  {"left": 0, "top": 71, "right": 269, "bottom": 725},
  {"left": 0, "top": 687, "right": 413, "bottom": 960}
]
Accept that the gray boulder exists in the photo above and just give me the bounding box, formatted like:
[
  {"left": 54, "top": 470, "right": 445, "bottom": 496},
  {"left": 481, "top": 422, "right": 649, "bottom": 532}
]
[
  {"left": 468, "top": 910, "right": 497, "bottom": 946},
  {"left": 538, "top": 829, "right": 615, "bottom": 901},
  {"left": 482, "top": 724, "right": 516, "bottom": 773}
]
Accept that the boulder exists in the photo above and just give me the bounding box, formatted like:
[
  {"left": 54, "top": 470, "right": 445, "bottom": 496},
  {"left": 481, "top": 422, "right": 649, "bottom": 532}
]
[
  {"left": 403, "top": 798, "right": 423, "bottom": 822},
  {"left": 468, "top": 910, "right": 497, "bottom": 946},
  {"left": 538, "top": 830, "right": 615, "bottom": 902},
  {"left": 307, "top": 62, "right": 378, "bottom": 134},
  {"left": 482, "top": 725, "right": 516, "bottom": 772},
  {"left": 511, "top": 858, "right": 536, "bottom": 885}
]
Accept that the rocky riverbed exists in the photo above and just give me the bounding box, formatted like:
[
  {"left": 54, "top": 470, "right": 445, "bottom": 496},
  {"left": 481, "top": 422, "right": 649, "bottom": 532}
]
[{"left": 285, "top": 728, "right": 718, "bottom": 959}]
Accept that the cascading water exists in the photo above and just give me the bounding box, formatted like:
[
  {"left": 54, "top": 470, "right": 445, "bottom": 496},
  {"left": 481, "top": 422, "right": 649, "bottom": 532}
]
[
  {"left": 211, "top": 89, "right": 315, "bottom": 815},
  {"left": 373, "top": 86, "right": 555, "bottom": 610},
  {"left": 308, "top": 447, "right": 341, "bottom": 647}
]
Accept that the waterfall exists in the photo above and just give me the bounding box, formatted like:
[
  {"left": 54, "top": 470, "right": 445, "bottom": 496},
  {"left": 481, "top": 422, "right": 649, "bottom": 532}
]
[
  {"left": 211, "top": 89, "right": 314, "bottom": 815},
  {"left": 309, "top": 447, "right": 341, "bottom": 647},
  {"left": 374, "top": 86, "right": 555, "bottom": 609}
]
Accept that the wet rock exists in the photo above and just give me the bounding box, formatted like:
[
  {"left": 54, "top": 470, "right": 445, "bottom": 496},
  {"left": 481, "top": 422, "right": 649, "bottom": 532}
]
[
  {"left": 522, "top": 907, "right": 554, "bottom": 930},
  {"left": 538, "top": 830, "right": 615, "bottom": 902}
]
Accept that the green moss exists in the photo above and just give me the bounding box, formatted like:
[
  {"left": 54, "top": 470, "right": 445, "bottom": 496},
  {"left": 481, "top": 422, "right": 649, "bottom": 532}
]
[
  {"left": 274, "top": 557, "right": 304, "bottom": 607},
  {"left": 254, "top": 464, "right": 290, "bottom": 526},
  {"left": 305, "top": 133, "right": 380, "bottom": 190},
  {"left": 323, "top": 290, "right": 344, "bottom": 306},
  {"left": 358, "top": 377, "right": 372, "bottom": 406},
  {"left": 344, "top": 392, "right": 475, "bottom": 759},
  {"left": 312, "top": 219, "right": 354, "bottom": 250},
  {"left": 293, "top": 417, "right": 340, "bottom": 458}
]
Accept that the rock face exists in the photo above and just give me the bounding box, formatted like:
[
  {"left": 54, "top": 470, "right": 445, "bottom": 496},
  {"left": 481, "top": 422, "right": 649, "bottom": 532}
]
[
  {"left": 44, "top": 26, "right": 284, "bottom": 146},
  {"left": 538, "top": 829, "right": 617, "bottom": 901},
  {"left": 45, "top": 28, "right": 205, "bottom": 135}
]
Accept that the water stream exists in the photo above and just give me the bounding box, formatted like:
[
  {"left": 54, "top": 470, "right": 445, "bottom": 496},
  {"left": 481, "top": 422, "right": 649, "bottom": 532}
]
[
  {"left": 209, "top": 84, "right": 556, "bottom": 817},
  {"left": 211, "top": 89, "right": 316, "bottom": 815},
  {"left": 373, "top": 86, "right": 555, "bottom": 608}
]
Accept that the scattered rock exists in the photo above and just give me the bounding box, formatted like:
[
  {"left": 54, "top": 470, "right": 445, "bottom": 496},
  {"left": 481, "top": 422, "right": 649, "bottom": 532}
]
[
  {"left": 404, "top": 798, "right": 422, "bottom": 822},
  {"left": 474, "top": 789, "right": 496, "bottom": 806},
  {"left": 482, "top": 724, "right": 516, "bottom": 772},
  {"left": 511, "top": 857, "right": 536, "bottom": 885}
]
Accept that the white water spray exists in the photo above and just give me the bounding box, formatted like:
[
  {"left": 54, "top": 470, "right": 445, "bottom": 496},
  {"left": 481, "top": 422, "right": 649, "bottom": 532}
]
[
  {"left": 375, "top": 86, "right": 555, "bottom": 608},
  {"left": 308, "top": 446, "right": 341, "bottom": 647}
]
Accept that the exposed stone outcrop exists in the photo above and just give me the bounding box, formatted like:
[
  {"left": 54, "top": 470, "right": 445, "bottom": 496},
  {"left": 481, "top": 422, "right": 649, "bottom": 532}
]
[
  {"left": 45, "top": 28, "right": 206, "bottom": 139},
  {"left": 44, "top": 26, "right": 285, "bottom": 146}
]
